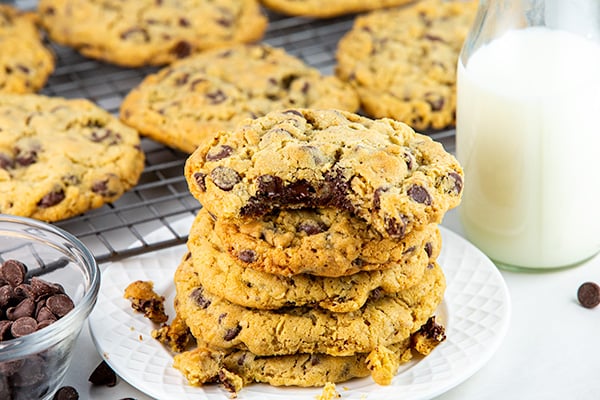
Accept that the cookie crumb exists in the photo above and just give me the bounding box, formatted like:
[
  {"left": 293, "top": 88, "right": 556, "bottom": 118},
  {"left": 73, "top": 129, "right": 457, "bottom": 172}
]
[
  {"left": 318, "top": 382, "right": 341, "bottom": 400},
  {"left": 412, "top": 316, "right": 446, "bottom": 356},
  {"left": 124, "top": 280, "right": 168, "bottom": 323},
  {"left": 152, "top": 315, "right": 193, "bottom": 352}
]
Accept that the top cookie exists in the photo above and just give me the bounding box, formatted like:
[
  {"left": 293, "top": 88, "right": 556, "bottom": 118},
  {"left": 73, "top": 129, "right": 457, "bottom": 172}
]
[
  {"left": 259, "top": 0, "right": 414, "bottom": 18},
  {"left": 37, "top": 0, "right": 267, "bottom": 67},
  {"left": 120, "top": 44, "right": 359, "bottom": 153},
  {"left": 335, "top": 0, "right": 477, "bottom": 130},
  {"left": 0, "top": 94, "right": 144, "bottom": 222},
  {"left": 0, "top": 5, "right": 54, "bottom": 94},
  {"left": 185, "top": 108, "right": 463, "bottom": 239}
]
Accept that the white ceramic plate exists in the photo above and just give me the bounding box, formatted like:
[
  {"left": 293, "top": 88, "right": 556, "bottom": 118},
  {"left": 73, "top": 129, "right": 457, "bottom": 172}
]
[{"left": 89, "top": 226, "right": 510, "bottom": 400}]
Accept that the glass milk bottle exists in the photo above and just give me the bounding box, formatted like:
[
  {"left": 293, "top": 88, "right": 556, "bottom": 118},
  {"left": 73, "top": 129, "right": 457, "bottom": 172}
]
[{"left": 456, "top": 0, "right": 600, "bottom": 270}]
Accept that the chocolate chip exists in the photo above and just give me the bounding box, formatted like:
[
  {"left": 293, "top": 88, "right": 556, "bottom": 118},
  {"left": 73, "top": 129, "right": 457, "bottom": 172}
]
[
  {"left": 424, "top": 242, "right": 433, "bottom": 258},
  {"left": 0, "top": 153, "right": 13, "bottom": 169},
  {"left": 193, "top": 172, "right": 207, "bottom": 192},
  {"left": 178, "top": 17, "right": 190, "bottom": 27},
  {"left": 11, "top": 317, "right": 38, "bottom": 337},
  {"left": 36, "top": 306, "right": 57, "bottom": 323},
  {"left": 53, "top": 386, "right": 79, "bottom": 400},
  {"left": 408, "top": 185, "right": 432, "bottom": 205},
  {"left": 30, "top": 277, "right": 62, "bottom": 300},
  {"left": 1, "top": 260, "right": 27, "bottom": 287},
  {"left": 0, "top": 320, "right": 12, "bottom": 340},
  {"left": 403, "top": 152, "right": 415, "bottom": 171},
  {"left": 6, "top": 298, "right": 35, "bottom": 320},
  {"left": 426, "top": 97, "right": 445, "bottom": 111},
  {"left": 46, "top": 294, "right": 74, "bottom": 317},
  {"left": 210, "top": 166, "right": 240, "bottom": 191},
  {"left": 206, "top": 89, "right": 227, "bottom": 104},
  {"left": 297, "top": 220, "right": 325, "bottom": 235},
  {"left": 174, "top": 73, "right": 189, "bottom": 86},
  {"left": 424, "top": 34, "right": 445, "bottom": 42},
  {"left": 577, "top": 282, "right": 600, "bottom": 308},
  {"left": 448, "top": 171, "right": 463, "bottom": 195},
  {"left": 89, "top": 361, "right": 117, "bottom": 387},
  {"left": 37, "top": 189, "right": 66, "bottom": 208},
  {"left": 282, "top": 109, "right": 303, "bottom": 118},
  {"left": 373, "top": 187, "right": 387, "bottom": 210},
  {"left": 120, "top": 27, "right": 150, "bottom": 42},
  {"left": 206, "top": 145, "right": 234, "bottom": 161},
  {"left": 171, "top": 41, "right": 192, "bottom": 58},
  {"left": 190, "top": 287, "right": 211, "bottom": 309},
  {"left": 223, "top": 324, "right": 242, "bottom": 341},
  {"left": 14, "top": 148, "right": 37, "bottom": 166},
  {"left": 0, "top": 285, "right": 15, "bottom": 308},
  {"left": 92, "top": 178, "right": 117, "bottom": 197},
  {"left": 384, "top": 216, "right": 407, "bottom": 238},
  {"left": 236, "top": 249, "right": 256, "bottom": 263},
  {"left": 256, "top": 175, "right": 283, "bottom": 197}
]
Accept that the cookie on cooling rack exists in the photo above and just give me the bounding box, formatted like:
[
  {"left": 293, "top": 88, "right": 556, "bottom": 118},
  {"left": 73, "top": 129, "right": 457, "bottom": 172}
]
[
  {"left": 259, "top": 0, "right": 414, "bottom": 18},
  {"left": 0, "top": 5, "right": 54, "bottom": 94},
  {"left": 37, "top": 0, "right": 267, "bottom": 67},
  {"left": 120, "top": 44, "right": 359, "bottom": 153},
  {"left": 185, "top": 108, "right": 463, "bottom": 240},
  {"left": 0, "top": 94, "right": 144, "bottom": 222},
  {"left": 335, "top": 0, "right": 478, "bottom": 130}
]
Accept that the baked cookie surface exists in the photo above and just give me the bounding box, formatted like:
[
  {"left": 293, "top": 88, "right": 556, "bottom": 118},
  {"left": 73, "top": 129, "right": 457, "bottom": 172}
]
[
  {"left": 335, "top": 0, "right": 478, "bottom": 130},
  {"left": 187, "top": 209, "right": 441, "bottom": 309},
  {"left": 0, "top": 94, "right": 144, "bottom": 222},
  {"left": 259, "top": 0, "right": 414, "bottom": 18},
  {"left": 174, "top": 252, "right": 445, "bottom": 356},
  {"left": 120, "top": 44, "right": 359, "bottom": 153},
  {"left": 185, "top": 108, "right": 463, "bottom": 240},
  {"left": 0, "top": 5, "right": 54, "bottom": 94},
  {"left": 37, "top": 0, "right": 267, "bottom": 67},
  {"left": 173, "top": 338, "right": 413, "bottom": 388},
  {"left": 189, "top": 206, "right": 440, "bottom": 281}
]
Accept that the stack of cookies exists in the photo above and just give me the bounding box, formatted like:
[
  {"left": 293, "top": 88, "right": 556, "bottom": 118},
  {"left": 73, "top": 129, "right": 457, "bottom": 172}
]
[{"left": 165, "top": 108, "right": 463, "bottom": 392}]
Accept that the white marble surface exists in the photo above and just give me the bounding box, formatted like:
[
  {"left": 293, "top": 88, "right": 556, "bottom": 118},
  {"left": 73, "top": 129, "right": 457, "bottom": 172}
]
[{"left": 64, "top": 208, "right": 600, "bottom": 399}]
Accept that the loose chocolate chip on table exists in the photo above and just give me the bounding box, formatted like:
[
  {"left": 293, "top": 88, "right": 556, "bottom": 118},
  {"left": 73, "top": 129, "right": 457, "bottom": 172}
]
[
  {"left": 89, "top": 360, "right": 117, "bottom": 387},
  {"left": 53, "top": 385, "right": 79, "bottom": 400},
  {"left": 577, "top": 282, "right": 600, "bottom": 308}
]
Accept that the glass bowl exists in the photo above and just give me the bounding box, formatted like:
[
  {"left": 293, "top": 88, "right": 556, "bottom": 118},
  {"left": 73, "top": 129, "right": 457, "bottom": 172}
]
[{"left": 0, "top": 214, "right": 100, "bottom": 400}]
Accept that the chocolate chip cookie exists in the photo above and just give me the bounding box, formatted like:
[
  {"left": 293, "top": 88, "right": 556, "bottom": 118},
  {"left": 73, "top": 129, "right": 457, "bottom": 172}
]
[
  {"left": 172, "top": 338, "right": 414, "bottom": 389},
  {"left": 206, "top": 206, "right": 440, "bottom": 277},
  {"left": 37, "top": 0, "right": 267, "bottom": 67},
  {"left": 185, "top": 108, "right": 463, "bottom": 240},
  {"left": 174, "top": 252, "right": 445, "bottom": 356},
  {"left": 259, "top": 0, "right": 414, "bottom": 18},
  {"left": 0, "top": 94, "right": 144, "bottom": 222},
  {"left": 120, "top": 44, "right": 359, "bottom": 153},
  {"left": 187, "top": 209, "right": 441, "bottom": 310},
  {"left": 335, "top": 0, "right": 478, "bottom": 130},
  {"left": 0, "top": 5, "right": 54, "bottom": 94}
]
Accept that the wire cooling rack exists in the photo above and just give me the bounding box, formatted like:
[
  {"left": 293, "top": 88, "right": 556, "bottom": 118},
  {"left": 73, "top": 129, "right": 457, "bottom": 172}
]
[{"left": 13, "top": 1, "right": 456, "bottom": 263}]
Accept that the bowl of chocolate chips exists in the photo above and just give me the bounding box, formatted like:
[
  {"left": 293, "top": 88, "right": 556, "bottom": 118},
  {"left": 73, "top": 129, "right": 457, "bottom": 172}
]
[{"left": 0, "top": 214, "right": 100, "bottom": 400}]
